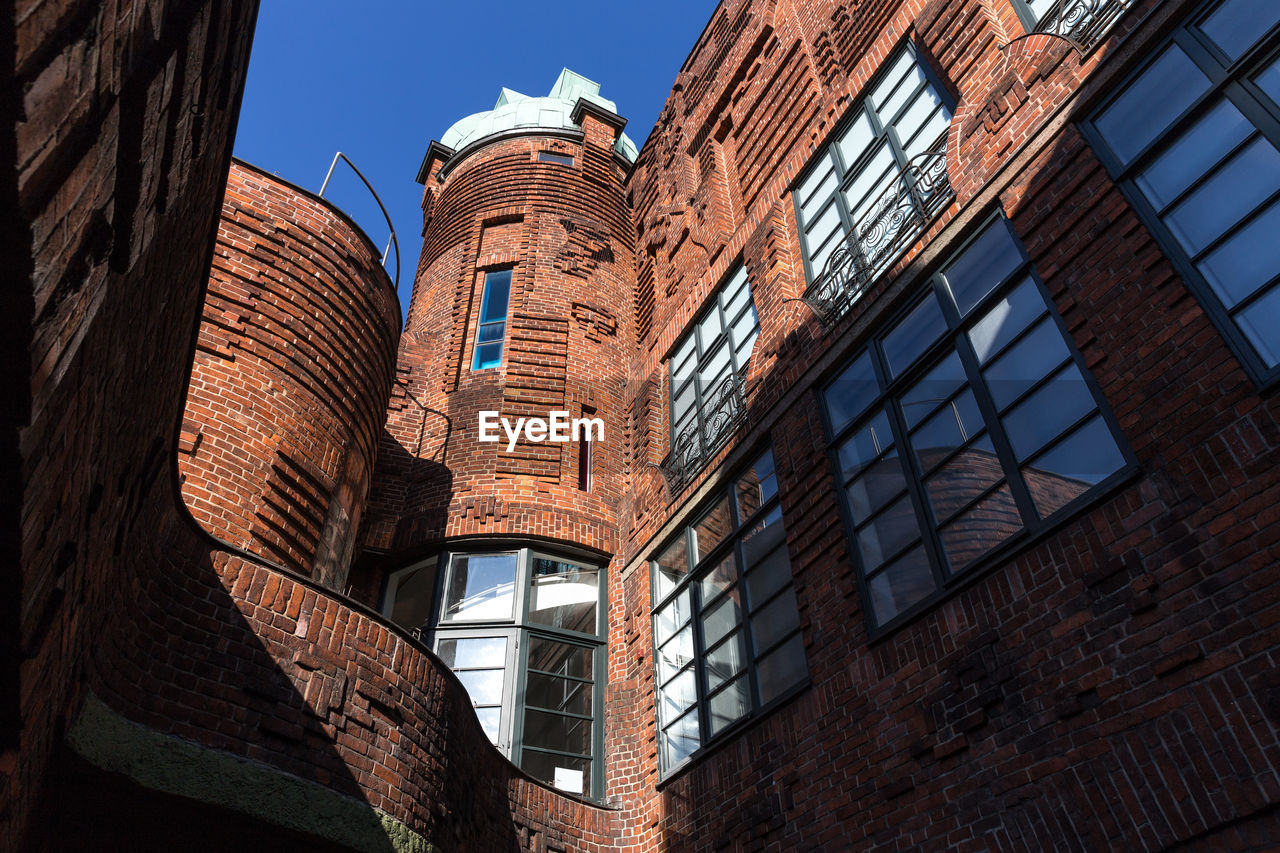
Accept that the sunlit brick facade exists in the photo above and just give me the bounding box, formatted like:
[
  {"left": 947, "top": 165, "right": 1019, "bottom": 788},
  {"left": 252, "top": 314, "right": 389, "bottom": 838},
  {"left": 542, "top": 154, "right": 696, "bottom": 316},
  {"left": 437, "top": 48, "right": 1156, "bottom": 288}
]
[{"left": 9, "top": 0, "right": 1280, "bottom": 850}]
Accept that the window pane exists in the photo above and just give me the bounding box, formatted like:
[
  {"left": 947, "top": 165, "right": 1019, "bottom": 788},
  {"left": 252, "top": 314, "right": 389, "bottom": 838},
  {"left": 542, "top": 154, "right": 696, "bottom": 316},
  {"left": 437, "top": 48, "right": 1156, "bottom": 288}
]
[
  {"left": 696, "top": 304, "right": 724, "bottom": 353},
  {"left": 386, "top": 559, "right": 437, "bottom": 630},
  {"left": 826, "top": 352, "right": 881, "bottom": 433},
  {"left": 900, "top": 352, "right": 967, "bottom": 429},
  {"left": 902, "top": 101, "right": 951, "bottom": 159},
  {"left": 457, "top": 668, "right": 505, "bottom": 706},
  {"left": 659, "top": 668, "right": 697, "bottom": 724},
  {"left": 1258, "top": 56, "right": 1280, "bottom": 106},
  {"left": 1198, "top": 199, "right": 1280, "bottom": 307},
  {"left": 925, "top": 435, "right": 1004, "bottom": 522},
  {"left": 968, "top": 278, "right": 1046, "bottom": 364},
  {"left": 896, "top": 90, "right": 947, "bottom": 156},
  {"left": 982, "top": 317, "right": 1072, "bottom": 410},
  {"left": 662, "top": 709, "right": 700, "bottom": 768},
  {"left": 480, "top": 270, "right": 511, "bottom": 322},
  {"left": 653, "top": 537, "right": 689, "bottom": 601},
  {"left": 705, "top": 632, "right": 746, "bottom": 693},
  {"left": 881, "top": 293, "right": 948, "bottom": 379},
  {"left": 836, "top": 110, "right": 876, "bottom": 169},
  {"left": 750, "top": 587, "right": 800, "bottom": 654},
  {"left": 857, "top": 494, "right": 921, "bottom": 570},
  {"left": 837, "top": 409, "right": 896, "bottom": 478},
  {"left": 693, "top": 496, "right": 733, "bottom": 562},
  {"left": 741, "top": 505, "right": 786, "bottom": 566},
  {"left": 526, "top": 672, "right": 592, "bottom": 717},
  {"left": 476, "top": 322, "right": 505, "bottom": 343},
  {"left": 735, "top": 449, "right": 777, "bottom": 519},
  {"left": 529, "top": 560, "right": 598, "bottom": 634},
  {"left": 475, "top": 707, "right": 501, "bottom": 743},
  {"left": 846, "top": 450, "right": 908, "bottom": 522},
  {"left": 443, "top": 553, "right": 517, "bottom": 621},
  {"left": 1022, "top": 416, "right": 1126, "bottom": 517},
  {"left": 656, "top": 626, "right": 694, "bottom": 684},
  {"left": 1001, "top": 364, "right": 1097, "bottom": 460},
  {"left": 527, "top": 636, "right": 593, "bottom": 680},
  {"left": 437, "top": 635, "right": 507, "bottom": 669},
  {"left": 909, "top": 390, "right": 983, "bottom": 471},
  {"left": 797, "top": 155, "right": 838, "bottom": 214},
  {"left": 654, "top": 590, "right": 691, "bottom": 645},
  {"left": 699, "top": 552, "right": 738, "bottom": 603},
  {"left": 938, "top": 485, "right": 1021, "bottom": 574},
  {"left": 523, "top": 709, "right": 592, "bottom": 755},
  {"left": 1199, "top": 0, "right": 1280, "bottom": 60},
  {"left": 702, "top": 591, "right": 742, "bottom": 649},
  {"left": 708, "top": 675, "right": 749, "bottom": 735},
  {"left": 867, "top": 545, "right": 935, "bottom": 624},
  {"left": 1136, "top": 99, "right": 1252, "bottom": 209},
  {"left": 473, "top": 342, "right": 503, "bottom": 370},
  {"left": 1094, "top": 46, "right": 1211, "bottom": 166},
  {"left": 871, "top": 48, "right": 925, "bottom": 122},
  {"left": 845, "top": 144, "right": 898, "bottom": 222},
  {"left": 943, "top": 220, "right": 1024, "bottom": 317},
  {"left": 744, "top": 541, "right": 791, "bottom": 607},
  {"left": 522, "top": 751, "right": 589, "bottom": 795},
  {"left": 1236, "top": 286, "right": 1280, "bottom": 367},
  {"left": 1163, "top": 137, "right": 1280, "bottom": 256},
  {"left": 756, "top": 634, "right": 806, "bottom": 705}
]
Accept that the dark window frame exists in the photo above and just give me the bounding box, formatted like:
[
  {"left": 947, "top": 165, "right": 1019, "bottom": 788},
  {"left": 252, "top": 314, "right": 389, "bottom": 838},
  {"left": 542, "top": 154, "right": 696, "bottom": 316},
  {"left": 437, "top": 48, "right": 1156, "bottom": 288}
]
[
  {"left": 1081, "top": 0, "right": 1280, "bottom": 388},
  {"left": 791, "top": 39, "right": 957, "bottom": 287},
  {"left": 820, "top": 213, "right": 1137, "bottom": 638},
  {"left": 472, "top": 267, "right": 513, "bottom": 371},
  {"left": 649, "top": 446, "right": 808, "bottom": 778},
  {"left": 381, "top": 545, "right": 608, "bottom": 799}
]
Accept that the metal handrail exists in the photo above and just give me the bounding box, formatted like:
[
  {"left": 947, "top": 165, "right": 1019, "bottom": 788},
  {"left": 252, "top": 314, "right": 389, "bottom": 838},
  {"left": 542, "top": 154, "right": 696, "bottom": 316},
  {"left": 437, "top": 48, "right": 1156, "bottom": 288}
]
[
  {"left": 658, "top": 371, "right": 749, "bottom": 494},
  {"left": 319, "top": 151, "right": 401, "bottom": 291}
]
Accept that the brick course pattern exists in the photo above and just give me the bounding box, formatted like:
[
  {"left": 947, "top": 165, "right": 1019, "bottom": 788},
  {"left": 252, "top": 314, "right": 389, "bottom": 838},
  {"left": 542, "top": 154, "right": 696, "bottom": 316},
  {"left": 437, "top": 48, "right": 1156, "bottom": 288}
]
[{"left": 178, "top": 160, "right": 401, "bottom": 591}]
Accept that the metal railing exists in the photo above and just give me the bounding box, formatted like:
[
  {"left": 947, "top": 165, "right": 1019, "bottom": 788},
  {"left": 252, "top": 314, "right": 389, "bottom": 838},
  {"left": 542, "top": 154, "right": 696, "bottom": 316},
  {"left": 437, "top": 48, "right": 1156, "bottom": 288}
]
[
  {"left": 658, "top": 371, "right": 749, "bottom": 494},
  {"left": 319, "top": 151, "right": 400, "bottom": 291},
  {"left": 801, "top": 133, "right": 954, "bottom": 327},
  {"left": 1024, "top": 0, "right": 1131, "bottom": 53}
]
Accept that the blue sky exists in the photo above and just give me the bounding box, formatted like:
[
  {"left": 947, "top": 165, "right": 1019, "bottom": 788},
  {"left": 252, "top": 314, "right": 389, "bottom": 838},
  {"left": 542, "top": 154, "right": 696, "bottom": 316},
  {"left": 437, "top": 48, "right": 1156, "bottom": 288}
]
[{"left": 233, "top": 1, "right": 718, "bottom": 318}]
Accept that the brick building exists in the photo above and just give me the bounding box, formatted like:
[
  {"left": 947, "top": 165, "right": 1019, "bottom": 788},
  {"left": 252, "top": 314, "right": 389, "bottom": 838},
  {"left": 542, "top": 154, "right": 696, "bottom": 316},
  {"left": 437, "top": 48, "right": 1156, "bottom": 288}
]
[{"left": 8, "top": 0, "right": 1280, "bottom": 850}]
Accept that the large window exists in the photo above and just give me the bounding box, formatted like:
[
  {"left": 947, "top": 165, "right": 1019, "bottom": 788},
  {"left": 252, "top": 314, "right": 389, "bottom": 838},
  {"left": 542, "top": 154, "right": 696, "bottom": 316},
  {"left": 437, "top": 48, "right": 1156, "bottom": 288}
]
[
  {"left": 1085, "top": 0, "right": 1280, "bottom": 384},
  {"left": 822, "top": 217, "right": 1131, "bottom": 633},
  {"left": 665, "top": 264, "right": 759, "bottom": 486},
  {"left": 650, "top": 448, "right": 807, "bottom": 773},
  {"left": 381, "top": 546, "right": 606, "bottom": 798},
  {"left": 793, "top": 43, "right": 953, "bottom": 287},
  {"left": 472, "top": 268, "right": 512, "bottom": 370}
]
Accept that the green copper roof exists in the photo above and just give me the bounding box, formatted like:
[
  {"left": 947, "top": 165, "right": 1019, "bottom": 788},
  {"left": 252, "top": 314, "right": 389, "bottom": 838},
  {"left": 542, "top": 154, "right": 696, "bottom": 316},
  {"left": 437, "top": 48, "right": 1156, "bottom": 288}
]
[{"left": 441, "top": 68, "right": 638, "bottom": 163}]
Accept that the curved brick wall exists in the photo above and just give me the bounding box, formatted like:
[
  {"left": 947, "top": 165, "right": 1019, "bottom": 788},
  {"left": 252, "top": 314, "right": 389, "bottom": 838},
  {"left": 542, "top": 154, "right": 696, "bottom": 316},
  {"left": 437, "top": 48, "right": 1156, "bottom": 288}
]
[
  {"left": 179, "top": 161, "right": 401, "bottom": 590},
  {"left": 365, "top": 127, "right": 636, "bottom": 555}
]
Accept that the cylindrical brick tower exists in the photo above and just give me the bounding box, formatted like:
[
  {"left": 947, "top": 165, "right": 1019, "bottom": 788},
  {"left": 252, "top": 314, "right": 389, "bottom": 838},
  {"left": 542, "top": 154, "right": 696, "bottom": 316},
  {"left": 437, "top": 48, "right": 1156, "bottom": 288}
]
[{"left": 358, "top": 69, "right": 639, "bottom": 800}]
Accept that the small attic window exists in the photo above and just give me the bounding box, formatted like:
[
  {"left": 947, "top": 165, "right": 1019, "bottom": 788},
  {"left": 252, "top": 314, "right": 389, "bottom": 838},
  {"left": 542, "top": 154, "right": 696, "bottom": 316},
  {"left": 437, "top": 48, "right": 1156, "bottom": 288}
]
[{"left": 538, "top": 151, "right": 575, "bottom": 166}]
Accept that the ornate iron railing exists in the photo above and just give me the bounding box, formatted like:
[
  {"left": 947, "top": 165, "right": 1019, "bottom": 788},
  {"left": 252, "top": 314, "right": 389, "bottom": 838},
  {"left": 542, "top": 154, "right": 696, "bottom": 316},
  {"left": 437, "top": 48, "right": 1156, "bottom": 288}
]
[
  {"left": 658, "top": 371, "right": 748, "bottom": 493},
  {"left": 801, "top": 133, "right": 953, "bottom": 327},
  {"left": 1030, "top": 0, "right": 1131, "bottom": 53}
]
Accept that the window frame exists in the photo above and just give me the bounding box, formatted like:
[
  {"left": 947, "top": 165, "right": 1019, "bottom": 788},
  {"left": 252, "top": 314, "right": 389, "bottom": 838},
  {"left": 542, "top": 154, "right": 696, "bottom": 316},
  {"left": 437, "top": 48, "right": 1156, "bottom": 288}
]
[
  {"left": 649, "top": 446, "right": 808, "bottom": 778},
  {"left": 791, "top": 39, "right": 956, "bottom": 288},
  {"left": 1080, "top": 1, "right": 1280, "bottom": 388},
  {"left": 383, "top": 544, "right": 607, "bottom": 799},
  {"left": 472, "top": 267, "right": 513, "bottom": 371},
  {"left": 666, "top": 262, "right": 759, "bottom": 454},
  {"left": 820, "top": 214, "right": 1138, "bottom": 638}
]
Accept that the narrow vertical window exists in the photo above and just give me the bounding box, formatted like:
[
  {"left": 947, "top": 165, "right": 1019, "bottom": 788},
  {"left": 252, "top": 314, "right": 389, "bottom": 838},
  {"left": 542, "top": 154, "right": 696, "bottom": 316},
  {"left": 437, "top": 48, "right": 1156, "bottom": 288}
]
[
  {"left": 578, "top": 437, "right": 592, "bottom": 491},
  {"left": 473, "top": 268, "right": 512, "bottom": 370}
]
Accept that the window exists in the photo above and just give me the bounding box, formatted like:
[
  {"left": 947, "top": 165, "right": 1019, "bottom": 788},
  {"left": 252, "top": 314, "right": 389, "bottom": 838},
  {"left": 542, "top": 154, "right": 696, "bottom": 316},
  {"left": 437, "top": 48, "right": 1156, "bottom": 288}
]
[
  {"left": 650, "top": 448, "right": 806, "bottom": 773},
  {"left": 793, "top": 43, "right": 953, "bottom": 298},
  {"left": 665, "top": 264, "right": 759, "bottom": 486},
  {"left": 472, "top": 268, "right": 512, "bottom": 370},
  {"left": 381, "top": 547, "right": 606, "bottom": 798},
  {"left": 1009, "top": 0, "right": 1132, "bottom": 51},
  {"left": 822, "top": 217, "right": 1131, "bottom": 633},
  {"left": 538, "top": 151, "right": 575, "bottom": 166},
  {"left": 1085, "top": 0, "right": 1280, "bottom": 384}
]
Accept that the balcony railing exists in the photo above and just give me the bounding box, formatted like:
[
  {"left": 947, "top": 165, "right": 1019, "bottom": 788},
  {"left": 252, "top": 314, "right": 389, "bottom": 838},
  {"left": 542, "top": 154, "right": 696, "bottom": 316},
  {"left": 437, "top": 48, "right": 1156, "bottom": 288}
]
[
  {"left": 658, "top": 371, "right": 748, "bottom": 494},
  {"left": 1029, "top": 0, "right": 1131, "bottom": 53},
  {"left": 802, "top": 133, "right": 953, "bottom": 327}
]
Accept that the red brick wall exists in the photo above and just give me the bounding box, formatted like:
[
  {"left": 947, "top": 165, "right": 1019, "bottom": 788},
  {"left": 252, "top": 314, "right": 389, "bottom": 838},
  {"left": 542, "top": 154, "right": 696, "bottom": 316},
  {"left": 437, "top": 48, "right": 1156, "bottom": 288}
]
[
  {"left": 7, "top": 0, "right": 259, "bottom": 846},
  {"left": 606, "top": 0, "right": 1280, "bottom": 849},
  {"left": 178, "top": 160, "right": 400, "bottom": 591},
  {"left": 363, "top": 122, "right": 636, "bottom": 559}
]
